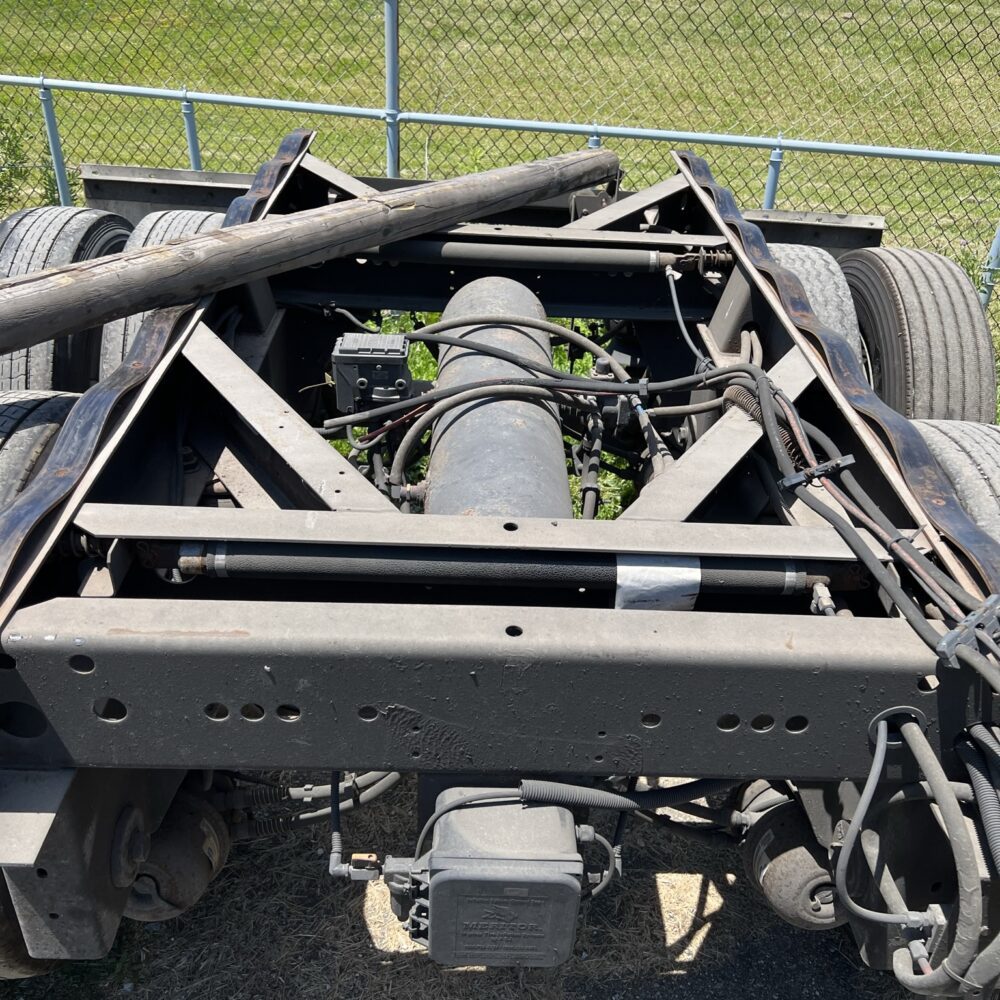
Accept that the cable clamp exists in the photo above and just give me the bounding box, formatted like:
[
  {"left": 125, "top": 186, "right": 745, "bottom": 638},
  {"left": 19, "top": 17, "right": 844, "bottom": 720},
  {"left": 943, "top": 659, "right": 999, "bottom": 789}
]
[
  {"left": 885, "top": 529, "right": 917, "bottom": 555},
  {"left": 936, "top": 593, "right": 1000, "bottom": 670},
  {"left": 942, "top": 958, "right": 981, "bottom": 993},
  {"left": 779, "top": 453, "right": 855, "bottom": 491},
  {"left": 348, "top": 776, "right": 362, "bottom": 809}
]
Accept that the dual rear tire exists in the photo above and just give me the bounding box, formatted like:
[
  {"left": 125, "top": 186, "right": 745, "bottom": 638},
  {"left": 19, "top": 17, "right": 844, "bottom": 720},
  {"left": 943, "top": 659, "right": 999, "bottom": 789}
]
[
  {"left": 0, "top": 208, "right": 132, "bottom": 391},
  {"left": 772, "top": 242, "right": 999, "bottom": 538},
  {"left": 0, "top": 206, "right": 225, "bottom": 391}
]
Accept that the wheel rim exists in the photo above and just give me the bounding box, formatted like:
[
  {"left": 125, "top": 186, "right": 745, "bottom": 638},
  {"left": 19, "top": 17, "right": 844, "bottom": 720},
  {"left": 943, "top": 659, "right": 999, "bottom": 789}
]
[{"left": 858, "top": 327, "right": 879, "bottom": 394}]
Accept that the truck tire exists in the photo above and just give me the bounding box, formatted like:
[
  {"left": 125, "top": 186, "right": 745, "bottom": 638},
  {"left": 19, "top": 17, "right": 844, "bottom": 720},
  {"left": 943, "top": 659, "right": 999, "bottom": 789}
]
[
  {"left": 840, "top": 248, "right": 996, "bottom": 423},
  {"left": 911, "top": 420, "right": 1000, "bottom": 540},
  {"left": 0, "top": 390, "right": 79, "bottom": 507},
  {"left": 0, "top": 207, "right": 133, "bottom": 392},
  {"left": 769, "top": 243, "right": 863, "bottom": 360},
  {"left": 100, "top": 210, "right": 225, "bottom": 379}
]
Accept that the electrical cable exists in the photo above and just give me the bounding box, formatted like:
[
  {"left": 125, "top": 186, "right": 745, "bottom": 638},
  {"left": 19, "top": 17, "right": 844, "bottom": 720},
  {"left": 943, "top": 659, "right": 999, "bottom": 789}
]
[
  {"left": 833, "top": 720, "right": 934, "bottom": 928},
  {"left": 956, "top": 739, "right": 1000, "bottom": 873},
  {"left": 414, "top": 789, "right": 520, "bottom": 861},
  {"left": 580, "top": 412, "right": 603, "bottom": 519},
  {"left": 587, "top": 832, "right": 617, "bottom": 898},
  {"left": 239, "top": 771, "right": 402, "bottom": 838},
  {"left": 891, "top": 719, "right": 983, "bottom": 994},
  {"left": 665, "top": 267, "right": 709, "bottom": 369},
  {"left": 388, "top": 384, "right": 599, "bottom": 491},
  {"left": 321, "top": 361, "right": 772, "bottom": 433}
]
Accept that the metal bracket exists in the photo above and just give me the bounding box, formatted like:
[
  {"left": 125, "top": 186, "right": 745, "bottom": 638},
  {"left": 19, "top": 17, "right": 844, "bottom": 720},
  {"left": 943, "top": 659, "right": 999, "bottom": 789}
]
[
  {"left": 936, "top": 594, "right": 1000, "bottom": 669},
  {"left": 780, "top": 454, "right": 855, "bottom": 491}
]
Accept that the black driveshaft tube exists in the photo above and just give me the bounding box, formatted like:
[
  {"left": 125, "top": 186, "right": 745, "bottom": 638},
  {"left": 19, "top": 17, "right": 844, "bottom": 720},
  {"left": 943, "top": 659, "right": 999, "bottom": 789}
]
[{"left": 423, "top": 277, "right": 573, "bottom": 518}]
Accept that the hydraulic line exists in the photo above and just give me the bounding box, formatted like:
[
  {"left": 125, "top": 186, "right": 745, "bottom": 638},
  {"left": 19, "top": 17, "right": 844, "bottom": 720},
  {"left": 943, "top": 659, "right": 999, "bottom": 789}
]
[
  {"left": 587, "top": 832, "right": 617, "bottom": 898},
  {"left": 518, "top": 778, "right": 737, "bottom": 811},
  {"left": 833, "top": 721, "right": 934, "bottom": 928},
  {"left": 968, "top": 724, "right": 1000, "bottom": 790},
  {"left": 646, "top": 397, "right": 725, "bottom": 418},
  {"left": 237, "top": 771, "right": 402, "bottom": 839},
  {"left": 892, "top": 719, "right": 983, "bottom": 995},
  {"left": 665, "top": 267, "right": 708, "bottom": 369},
  {"left": 955, "top": 739, "right": 1000, "bottom": 872},
  {"left": 321, "top": 362, "right": 771, "bottom": 434},
  {"left": 390, "top": 383, "right": 596, "bottom": 494},
  {"left": 860, "top": 830, "right": 936, "bottom": 975},
  {"left": 746, "top": 384, "right": 1000, "bottom": 692},
  {"left": 633, "top": 810, "right": 734, "bottom": 846},
  {"left": 216, "top": 770, "right": 391, "bottom": 809},
  {"left": 328, "top": 769, "right": 347, "bottom": 877},
  {"left": 580, "top": 413, "right": 603, "bottom": 519},
  {"left": 412, "top": 779, "right": 735, "bottom": 862},
  {"left": 789, "top": 410, "right": 977, "bottom": 617}
]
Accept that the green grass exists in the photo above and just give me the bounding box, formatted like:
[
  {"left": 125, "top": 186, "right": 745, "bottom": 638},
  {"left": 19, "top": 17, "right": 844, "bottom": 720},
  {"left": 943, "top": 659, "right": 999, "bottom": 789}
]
[
  {"left": 0, "top": 0, "right": 996, "bottom": 290},
  {"left": 0, "top": 1, "right": 994, "bottom": 326}
]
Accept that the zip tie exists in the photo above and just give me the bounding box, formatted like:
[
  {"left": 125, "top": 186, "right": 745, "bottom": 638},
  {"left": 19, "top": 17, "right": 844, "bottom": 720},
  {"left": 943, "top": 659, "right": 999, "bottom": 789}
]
[
  {"left": 780, "top": 454, "right": 856, "bottom": 491},
  {"left": 936, "top": 594, "right": 1000, "bottom": 669},
  {"left": 940, "top": 959, "right": 980, "bottom": 990}
]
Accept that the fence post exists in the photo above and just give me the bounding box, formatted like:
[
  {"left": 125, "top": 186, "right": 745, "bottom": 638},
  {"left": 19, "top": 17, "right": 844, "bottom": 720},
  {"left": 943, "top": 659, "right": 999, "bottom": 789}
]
[
  {"left": 983, "top": 219, "right": 1000, "bottom": 310},
  {"left": 588, "top": 129, "right": 601, "bottom": 149},
  {"left": 384, "top": 0, "right": 400, "bottom": 177},
  {"left": 762, "top": 134, "right": 783, "bottom": 210},
  {"left": 38, "top": 84, "right": 73, "bottom": 206},
  {"left": 180, "top": 97, "right": 203, "bottom": 171}
]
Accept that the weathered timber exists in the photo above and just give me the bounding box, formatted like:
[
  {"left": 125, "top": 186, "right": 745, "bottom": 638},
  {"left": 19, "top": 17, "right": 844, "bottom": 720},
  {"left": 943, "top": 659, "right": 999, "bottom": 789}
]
[{"left": 0, "top": 149, "right": 618, "bottom": 353}]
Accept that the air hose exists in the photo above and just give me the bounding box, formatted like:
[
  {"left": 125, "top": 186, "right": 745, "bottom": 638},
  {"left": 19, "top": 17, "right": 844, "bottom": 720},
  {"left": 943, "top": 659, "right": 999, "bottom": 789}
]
[
  {"left": 956, "top": 739, "right": 1000, "bottom": 873},
  {"left": 891, "top": 720, "right": 982, "bottom": 995},
  {"left": 519, "top": 778, "right": 736, "bottom": 811}
]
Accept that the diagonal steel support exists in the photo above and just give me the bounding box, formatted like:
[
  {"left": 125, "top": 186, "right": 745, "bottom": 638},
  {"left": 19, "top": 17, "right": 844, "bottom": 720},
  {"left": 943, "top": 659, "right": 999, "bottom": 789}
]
[
  {"left": 565, "top": 173, "right": 690, "bottom": 230},
  {"left": 182, "top": 325, "right": 396, "bottom": 513}
]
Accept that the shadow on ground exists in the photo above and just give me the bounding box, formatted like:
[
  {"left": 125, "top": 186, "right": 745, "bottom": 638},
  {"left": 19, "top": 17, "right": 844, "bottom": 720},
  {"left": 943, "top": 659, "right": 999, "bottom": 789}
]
[{"left": 10, "top": 777, "right": 907, "bottom": 999}]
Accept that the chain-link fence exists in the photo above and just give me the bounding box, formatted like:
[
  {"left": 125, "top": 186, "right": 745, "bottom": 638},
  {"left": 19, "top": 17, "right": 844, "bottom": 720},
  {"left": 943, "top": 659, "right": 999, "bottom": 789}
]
[{"left": 0, "top": 0, "right": 997, "bottom": 292}]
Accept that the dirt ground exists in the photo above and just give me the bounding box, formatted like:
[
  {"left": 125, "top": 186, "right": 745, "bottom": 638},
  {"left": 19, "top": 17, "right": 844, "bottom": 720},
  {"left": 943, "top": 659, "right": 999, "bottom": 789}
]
[{"left": 11, "top": 776, "right": 906, "bottom": 1000}]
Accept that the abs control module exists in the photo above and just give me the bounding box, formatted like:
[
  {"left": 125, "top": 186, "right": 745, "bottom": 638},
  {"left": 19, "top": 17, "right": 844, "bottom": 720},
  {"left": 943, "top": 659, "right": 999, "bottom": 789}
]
[{"left": 385, "top": 788, "right": 585, "bottom": 967}]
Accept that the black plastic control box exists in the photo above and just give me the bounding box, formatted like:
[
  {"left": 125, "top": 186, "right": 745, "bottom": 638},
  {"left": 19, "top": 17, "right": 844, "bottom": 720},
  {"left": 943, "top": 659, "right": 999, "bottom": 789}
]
[
  {"left": 418, "top": 788, "right": 583, "bottom": 967},
  {"left": 331, "top": 332, "right": 411, "bottom": 414}
]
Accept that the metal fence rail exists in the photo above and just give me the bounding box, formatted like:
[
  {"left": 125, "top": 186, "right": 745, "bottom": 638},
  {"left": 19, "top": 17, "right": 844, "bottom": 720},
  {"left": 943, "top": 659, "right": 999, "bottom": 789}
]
[{"left": 0, "top": 0, "right": 997, "bottom": 306}]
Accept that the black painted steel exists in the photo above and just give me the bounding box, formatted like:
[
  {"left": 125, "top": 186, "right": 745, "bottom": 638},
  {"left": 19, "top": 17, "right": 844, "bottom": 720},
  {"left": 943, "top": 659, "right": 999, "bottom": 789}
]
[
  {"left": 677, "top": 150, "right": 1000, "bottom": 593},
  {"left": 4, "top": 597, "right": 942, "bottom": 779},
  {"left": 425, "top": 277, "right": 573, "bottom": 519}
]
